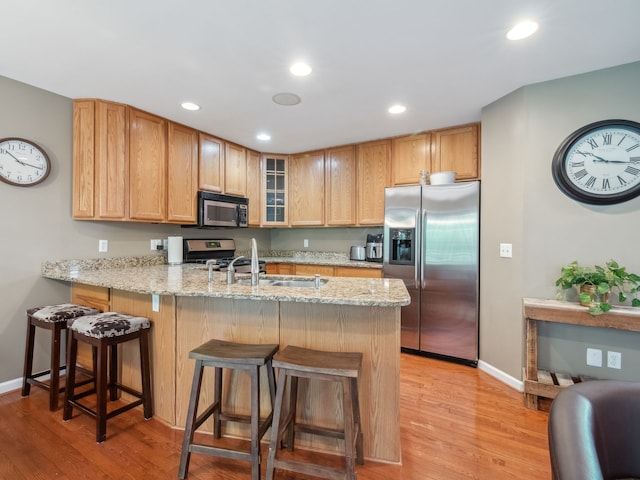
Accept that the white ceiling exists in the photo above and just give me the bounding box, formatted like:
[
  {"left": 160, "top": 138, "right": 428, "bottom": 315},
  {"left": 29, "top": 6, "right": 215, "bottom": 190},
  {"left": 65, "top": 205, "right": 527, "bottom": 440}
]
[{"left": 2, "top": 0, "right": 640, "bottom": 153}]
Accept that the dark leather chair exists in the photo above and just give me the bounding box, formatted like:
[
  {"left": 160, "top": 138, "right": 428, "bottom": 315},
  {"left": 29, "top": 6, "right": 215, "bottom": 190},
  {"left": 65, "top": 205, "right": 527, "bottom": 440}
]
[{"left": 548, "top": 380, "right": 640, "bottom": 480}]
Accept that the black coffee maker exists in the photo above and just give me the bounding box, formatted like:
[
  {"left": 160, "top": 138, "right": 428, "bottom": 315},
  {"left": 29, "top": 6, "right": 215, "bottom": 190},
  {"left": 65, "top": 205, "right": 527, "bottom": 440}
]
[{"left": 365, "top": 233, "right": 383, "bottom": 262}]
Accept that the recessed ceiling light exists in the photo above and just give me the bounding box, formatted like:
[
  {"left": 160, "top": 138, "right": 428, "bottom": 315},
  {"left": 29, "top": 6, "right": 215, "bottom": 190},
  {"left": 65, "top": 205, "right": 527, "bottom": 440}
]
[
  {"left": 181, "top": 102, "right": 200, "bottom": 111},
  {"left": 272, "top": 93, "right": 302, "bottom": 106},
  {"left": 506, "top": 21, "right": 539, "bottom": 40},
  {"left": 257, "top": 133, "right": 271, "bottom": 141},
  {"left": 388, "top": 105, "right": 407, "bottom": 114},
  {"left": 290, "top": 62, "right": 312, "bottom": 76}
]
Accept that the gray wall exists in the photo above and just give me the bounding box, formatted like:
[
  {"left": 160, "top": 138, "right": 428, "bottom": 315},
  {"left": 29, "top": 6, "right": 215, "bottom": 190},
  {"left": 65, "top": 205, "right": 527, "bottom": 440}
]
[{"left": 480, "top": 61, "right": 640, "bottom": 381}]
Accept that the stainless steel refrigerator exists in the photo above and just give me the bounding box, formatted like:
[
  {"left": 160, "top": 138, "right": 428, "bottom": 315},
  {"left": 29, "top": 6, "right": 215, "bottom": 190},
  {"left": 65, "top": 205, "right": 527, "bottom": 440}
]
[{"left": 383, "top": 182, "right": 479, "bottom": 365}]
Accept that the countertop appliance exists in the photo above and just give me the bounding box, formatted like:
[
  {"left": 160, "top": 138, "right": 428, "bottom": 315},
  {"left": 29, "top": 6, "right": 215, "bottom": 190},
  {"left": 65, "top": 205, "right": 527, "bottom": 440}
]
[
  {"left": 350, "top": 245, "right": 366, "bottom": 261},
  {"left": 193, "top": 191, "right": 248, "bottom": 228},
  {"left": 182, "top": 238, "right": 265, "bottom": 273},
  {"left": 365, "top": 233, "right": 383, "bottom": 262},
  {"left": 383, "top": 182, "right": 480, "bottom": 365}
]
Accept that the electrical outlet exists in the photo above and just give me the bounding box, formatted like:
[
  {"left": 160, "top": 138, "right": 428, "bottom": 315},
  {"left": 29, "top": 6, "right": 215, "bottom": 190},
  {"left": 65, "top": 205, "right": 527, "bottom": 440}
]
[
  {"left": 499, "top": 243, "right": 512, "bottom": 258},
  {"left": 98, "top": 239, "right": 108, "bottom": 252},
  {"left": 150, "top": 239, "right": 163, "bottom": 251},
  {"left": 607, "top": 351, "right": 622, "bottom": 369},
  {"left": 303, "top": 239, "right": 309, "bottom": 248},
  {"left": 586, "top": 347, "right": 602, "bottom": 367}
]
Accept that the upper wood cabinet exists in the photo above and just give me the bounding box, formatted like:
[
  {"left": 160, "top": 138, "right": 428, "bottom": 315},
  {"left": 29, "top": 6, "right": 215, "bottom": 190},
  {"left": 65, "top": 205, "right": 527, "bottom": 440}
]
[
  {"left": 325, "top": 145, "right": 356, "bottom": 226},
  {"left": 391, "top": 133, "right": 430, "bottom": 186},
  {"left": 246, "top": 149, "right": 261, "bottom": 226},
  {"left": 128, "top": 108, "right": 167, "bottom": 222},
  {"left": 356, "top": 139, "right": 390, "bottom": 226},
  {"left": 289, "top": 150, "right": 325, "bottom": 226},
  {"left": 224, "top": 143, "right": 247, "bottom": 197},
  {"left": 72, "top": 100, "right": 97, "bottom": 219},
  {"left": 431, "top": 123, "right": 479, "bottom": 181},
  {"left": 198, "top": 133, "right": 224, "bottom": 193},
  {"left": 262, "top": 154, "right": 289, "bottom": 226},
  {"left": 73, "top": 98, "right": 479, "bottom": 228},
  {"left": 73, "top": 99, "right": 128, "bottom": 220},
  {"left": 167, "top": 122, "right": 198, "bottom": 224}
]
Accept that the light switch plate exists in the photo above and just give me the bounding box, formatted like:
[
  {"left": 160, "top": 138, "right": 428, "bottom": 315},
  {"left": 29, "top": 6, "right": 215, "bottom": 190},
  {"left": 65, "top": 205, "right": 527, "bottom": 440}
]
[
  {"left": 499, "top": 243, "right": 512, "bottom": 258},
  {"left": 586, "top": 347, "right": 602, "bottom": 367},
  {"left": 152, "top": 294, "right": 160, "bottom": 312},
  {"left": 98, "top": 239, "right": 108, "bottom": 252}
]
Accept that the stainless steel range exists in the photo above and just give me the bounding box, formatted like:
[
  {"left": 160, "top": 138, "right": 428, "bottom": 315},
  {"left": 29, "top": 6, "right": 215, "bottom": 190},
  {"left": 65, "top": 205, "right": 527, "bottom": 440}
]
[{"left": 182, "top": 238, "right": 266, "bottom": 273}]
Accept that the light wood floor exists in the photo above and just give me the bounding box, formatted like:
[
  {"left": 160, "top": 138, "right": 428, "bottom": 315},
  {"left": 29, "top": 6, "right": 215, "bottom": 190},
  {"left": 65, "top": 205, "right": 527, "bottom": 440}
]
[{"left": 0, "top": 354, "right": 551, "bottom": 479}]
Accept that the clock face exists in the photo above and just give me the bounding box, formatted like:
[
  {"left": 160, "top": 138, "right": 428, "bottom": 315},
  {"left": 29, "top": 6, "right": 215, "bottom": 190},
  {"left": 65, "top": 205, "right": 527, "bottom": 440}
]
[
  {"left": 0, "top": 137, "right": 51, "bottom": 187},
  {"left": 552, "top": 120, "right": 640, "bottom": 205}
]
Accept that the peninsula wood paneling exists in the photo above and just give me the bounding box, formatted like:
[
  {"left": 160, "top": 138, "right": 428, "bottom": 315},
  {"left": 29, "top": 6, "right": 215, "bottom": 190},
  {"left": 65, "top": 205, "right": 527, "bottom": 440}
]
[
  {"left": 110, "top": 289, "right": 176, "bottom": 425},
  {"left": 174, "top": 297, "right": 280, "bottom": 434},
  {"left": 278, "top": 302, "right": 401, "bottom": 463}
]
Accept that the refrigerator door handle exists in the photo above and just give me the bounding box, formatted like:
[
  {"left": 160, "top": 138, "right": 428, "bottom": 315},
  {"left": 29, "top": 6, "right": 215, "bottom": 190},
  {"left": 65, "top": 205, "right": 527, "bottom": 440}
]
[
  {"left": 421, "top": 208, "right": 427, "bottom": 289},
  {"left": 414, "top": 208, "right": 420, "bottom": 288}
]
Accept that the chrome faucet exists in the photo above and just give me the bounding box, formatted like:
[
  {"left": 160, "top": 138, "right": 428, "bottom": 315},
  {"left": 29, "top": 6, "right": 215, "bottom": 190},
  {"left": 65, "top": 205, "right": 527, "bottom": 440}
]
[
  {"left": 206, "top": 259, "right": 217, "bottom": 283},
  {"left": 250, "top": 238, "right": 259, "bottom": 286},
  {"left": 226, "top": 255, "right": 246, "bottom": 284}
]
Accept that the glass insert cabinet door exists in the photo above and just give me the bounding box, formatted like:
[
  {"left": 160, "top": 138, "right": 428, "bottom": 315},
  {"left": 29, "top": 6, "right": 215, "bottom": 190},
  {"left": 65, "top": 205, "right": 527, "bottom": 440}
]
[{"left": 263, "top": 155, "right": 288, "bottom": 224}]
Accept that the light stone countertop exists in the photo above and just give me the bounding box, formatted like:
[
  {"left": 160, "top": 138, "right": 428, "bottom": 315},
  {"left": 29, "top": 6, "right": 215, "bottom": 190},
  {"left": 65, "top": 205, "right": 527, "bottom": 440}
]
[{"left": 42, "top": 256, "right": 408, "bottom": 307}]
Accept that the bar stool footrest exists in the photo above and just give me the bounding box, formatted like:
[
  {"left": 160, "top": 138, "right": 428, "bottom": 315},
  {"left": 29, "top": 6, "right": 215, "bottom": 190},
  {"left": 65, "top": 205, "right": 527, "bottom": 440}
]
[
  {"left": 295, "top": 423, "right": 347, "bottom": 440},
  {"left": 273, "top": 457, "right": 349, "bottom": 480},
  {"left": 190, "top": 443, "right": 255, "bottom": 463}
]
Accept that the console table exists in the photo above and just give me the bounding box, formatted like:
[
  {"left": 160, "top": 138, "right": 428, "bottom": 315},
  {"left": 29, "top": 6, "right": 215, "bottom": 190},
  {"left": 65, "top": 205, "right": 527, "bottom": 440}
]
[{"left": 523, "top": 297, "right": 640, "bottom": 410}]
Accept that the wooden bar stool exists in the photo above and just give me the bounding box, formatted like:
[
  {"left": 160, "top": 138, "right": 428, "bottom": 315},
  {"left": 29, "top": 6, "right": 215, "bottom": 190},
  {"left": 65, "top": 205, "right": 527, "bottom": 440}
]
[
  {"left": 178, "top": 339, "right": 279, "bottom": 480},
  {"left": 22, "top": 303, "right": 100, "bottom": 411},
  {"left": 266, "top": 345, "right": 364, "bottom": 480},
  {"left": 63, "top": 312, "right": 153, "bottom": 443}
]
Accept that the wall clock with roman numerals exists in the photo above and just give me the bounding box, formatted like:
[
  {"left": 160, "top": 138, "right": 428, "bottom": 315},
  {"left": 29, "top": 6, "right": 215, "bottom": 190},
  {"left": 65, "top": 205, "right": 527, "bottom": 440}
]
[{"left": 552, "top": 119, "right": 640, "bottom": 205}]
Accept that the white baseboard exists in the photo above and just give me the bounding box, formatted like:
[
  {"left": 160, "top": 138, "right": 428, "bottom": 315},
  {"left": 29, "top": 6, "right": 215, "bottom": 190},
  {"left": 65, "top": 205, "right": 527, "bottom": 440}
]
[
  {"left": 0, "top": 377, "right": 23, "bottom": 395},
  {"left": 478, "top": 360, "right": 524, "bottom": 392},
  {"left": 0, "top": 369, "right": 64, "bottom": 396}
]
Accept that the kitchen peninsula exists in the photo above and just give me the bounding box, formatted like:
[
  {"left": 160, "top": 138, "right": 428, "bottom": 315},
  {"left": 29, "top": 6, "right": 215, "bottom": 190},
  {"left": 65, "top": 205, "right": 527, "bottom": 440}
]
[{"left": 42, "top": 256, "right": 409, "bottom": 464}]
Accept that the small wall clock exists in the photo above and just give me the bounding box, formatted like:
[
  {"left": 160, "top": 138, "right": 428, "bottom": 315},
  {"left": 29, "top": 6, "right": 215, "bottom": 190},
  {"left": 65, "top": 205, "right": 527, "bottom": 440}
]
[
  {"left": 0, "top": 137, "right": 51, "bottom": 187},
  {"left": 551, "top": 119, "right": 640, "bottom": 205}
]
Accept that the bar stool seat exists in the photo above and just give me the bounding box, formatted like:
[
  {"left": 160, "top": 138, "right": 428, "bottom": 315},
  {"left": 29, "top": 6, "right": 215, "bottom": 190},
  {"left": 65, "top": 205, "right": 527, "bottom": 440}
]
[
  {"left": 266, "top": 345, "right": 364, "bottom": 480},
  {"left": 22, "top": 303, "right": 100, "bottom": 411},
  {"left": 63, "top": 312, "right": 153, "bottom": 443},
  {"left": 178, "top": 339, "right": 279, "bottom": 480}
]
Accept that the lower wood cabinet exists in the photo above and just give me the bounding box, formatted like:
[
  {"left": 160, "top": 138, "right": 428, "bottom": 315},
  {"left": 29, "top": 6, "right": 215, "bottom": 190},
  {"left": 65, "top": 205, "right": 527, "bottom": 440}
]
[
  {"left": 294, "top": 264, "right": 335, "bottom": 276},
  {"left": 266, "top": 263, "right": 382, "bottom": 278}
]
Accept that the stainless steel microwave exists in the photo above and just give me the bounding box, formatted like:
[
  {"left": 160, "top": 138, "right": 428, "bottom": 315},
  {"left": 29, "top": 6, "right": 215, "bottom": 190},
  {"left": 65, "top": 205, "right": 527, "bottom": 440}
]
[{"left": 197, "top": 191, "right": 248, "bottom": 228}]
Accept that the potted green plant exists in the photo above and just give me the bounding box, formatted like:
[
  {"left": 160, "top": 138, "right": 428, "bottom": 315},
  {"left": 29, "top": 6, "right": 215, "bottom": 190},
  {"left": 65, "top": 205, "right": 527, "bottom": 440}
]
[{"left": 555, "top": 259, "right": 640, "bottom": 315}]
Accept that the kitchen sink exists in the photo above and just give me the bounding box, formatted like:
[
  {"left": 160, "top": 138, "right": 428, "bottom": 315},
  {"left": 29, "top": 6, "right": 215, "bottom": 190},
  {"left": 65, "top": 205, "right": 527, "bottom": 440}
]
[{"left": 235, "top": 276, "right": 327, "bottom": 288}]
